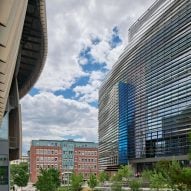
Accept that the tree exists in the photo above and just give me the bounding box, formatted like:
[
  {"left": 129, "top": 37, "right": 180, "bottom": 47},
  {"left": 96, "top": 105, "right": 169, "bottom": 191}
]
[
  {"left": 35, "top": 168, "right": 61, "bottom": 191},
  {"left": 70, "top": 173, "right": 83, "bottom": 191},
  {"left": 112, "top": 165, "right": 133, "bottom": 182},
  {"left": 10, "top": 162, "right": 29, "bottom": 191},
  {"left": 88, "top": 173, "right": 97, "bottom": 189},
  {"left": 142, "top": 160, "right": 191, "bottom": 191},
  {"left": 98, "top": 171, "right": 109, "bottom": 185},
  {"left": 143, "top": 169, "right": 166, "bottom": 191},
  {"left": 111, "top": 165, "right": 133, "bottom": 191},
  {"left": 128, "top": 179, "right": 142, "bottom": 191},
  {"left": 177, "top": 167, "right": 191, "bottom": 190}
]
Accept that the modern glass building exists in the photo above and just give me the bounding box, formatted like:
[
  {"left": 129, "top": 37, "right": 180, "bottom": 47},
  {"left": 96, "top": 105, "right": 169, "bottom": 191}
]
[
  {"left": 99, "top": 0, "right": 191, "bottom": 172},
  {"left": 0, "top": 0, "right": 47, "bottom": 190}
]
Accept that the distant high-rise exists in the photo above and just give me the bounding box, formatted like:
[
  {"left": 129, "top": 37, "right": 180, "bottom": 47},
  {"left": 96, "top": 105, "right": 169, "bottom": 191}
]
[
  {"left": 0, "top": 0, "right": 47, "bottom": 190},
  {"left": 99, "top": 0, "right": 191, "bottom": 172}
]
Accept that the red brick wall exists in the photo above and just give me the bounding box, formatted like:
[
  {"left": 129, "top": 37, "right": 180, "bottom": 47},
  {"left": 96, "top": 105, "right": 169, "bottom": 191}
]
[
  {"left": 30, "top": 146, "right": 62, "bottom": 183},
  {"left": 74, "top": 147, "right": 99, "bottom": 179}
]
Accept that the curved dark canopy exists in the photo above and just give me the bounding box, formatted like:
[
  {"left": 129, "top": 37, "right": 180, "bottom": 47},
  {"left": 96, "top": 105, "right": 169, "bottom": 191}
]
[{"left": 18, "top": 0, "right": 47, "bottom": 98}]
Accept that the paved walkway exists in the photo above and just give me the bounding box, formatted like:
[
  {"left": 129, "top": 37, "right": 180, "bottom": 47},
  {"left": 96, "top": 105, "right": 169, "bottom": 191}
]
[{"left": 12, "top": 183, "right": 36, "bottom": 191}]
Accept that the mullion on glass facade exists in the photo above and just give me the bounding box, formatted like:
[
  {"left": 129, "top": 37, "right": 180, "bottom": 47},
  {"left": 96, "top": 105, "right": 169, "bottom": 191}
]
[{"left": 99, "top": 0, "right": 191, "bottom": 170}]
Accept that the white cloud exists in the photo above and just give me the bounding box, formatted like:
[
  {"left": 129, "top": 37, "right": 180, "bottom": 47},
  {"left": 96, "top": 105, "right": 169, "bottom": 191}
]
[
  {"left": 73, "top": 71, "right": 105, "bottom": 103},
  {"left": 35, "top": 0, "right": 155, "bottom": 92},
  {"left": 90, "top": 40, "right": 111, "bottom": 64},
  {"left": 21, "top": 92, "right": 98, "bottom": 153}
]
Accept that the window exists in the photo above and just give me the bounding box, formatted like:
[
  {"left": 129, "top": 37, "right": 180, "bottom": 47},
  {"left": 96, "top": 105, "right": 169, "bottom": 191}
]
[
  {"left": 44, "top": 149, "right": 47, "bottom": 155},
  {"left": 0, "top": 166, "right": 8, "bottom": 185},
  {"left": 0, "top": 112, "right": 8, "bottom": 140},
  {"left": 0, "top": 155, "right": 8, "bottom": 165}
]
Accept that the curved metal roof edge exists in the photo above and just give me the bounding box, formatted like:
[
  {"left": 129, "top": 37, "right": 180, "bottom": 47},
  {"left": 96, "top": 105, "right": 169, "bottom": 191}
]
[{"left": 20, "top": 0, "right": 48, "bottom": 99}]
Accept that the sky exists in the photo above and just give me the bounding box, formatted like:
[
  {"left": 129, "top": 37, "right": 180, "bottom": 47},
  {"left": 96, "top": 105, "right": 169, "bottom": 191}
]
[{"left": 21, "top": 0, "right": 156, "bottom": 154}]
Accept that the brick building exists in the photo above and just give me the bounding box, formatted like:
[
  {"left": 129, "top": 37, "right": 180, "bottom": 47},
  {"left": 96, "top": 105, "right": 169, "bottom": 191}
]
[
  {"left": 30, "top": 146, "right": 62, "bottom": 183},
  {"left": 30, "top": 140, "right": 98, "bottom": 184},
  {"left": 74, "top": 147, "right": 99, "bottom": 180}
]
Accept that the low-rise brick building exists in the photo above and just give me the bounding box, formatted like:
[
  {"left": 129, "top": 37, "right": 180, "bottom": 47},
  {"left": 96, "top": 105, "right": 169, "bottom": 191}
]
[
  {"left": 30, "top": 146, "right": 62, "bottom": 183},
  {"left": 74, "top": 147, "right": 99, "bottom": 180},
  {"left": 30, "top": 140, "right": 98, "bottom": 184}
]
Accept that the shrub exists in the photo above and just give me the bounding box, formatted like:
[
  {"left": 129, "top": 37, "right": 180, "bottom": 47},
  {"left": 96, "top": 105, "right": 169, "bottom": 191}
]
[{"left": 128, "top": 179, "right": 142, "bottom": 191}]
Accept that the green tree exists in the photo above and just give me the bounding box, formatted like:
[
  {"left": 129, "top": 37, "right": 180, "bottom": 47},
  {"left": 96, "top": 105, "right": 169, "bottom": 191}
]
[
  {"left": 70, "top": 173, "right": 83, "bottom": 191},
  {"left": 88, "top": 173, "right": 97, "bottom": 189},
  {"left": 10, "top": 162, "right": 29, "bottom": 190},
  {"left": 111, "top": 165, "right": 133, "bottom": 191},
  {"left": 179, "top": 167, "right": 191, "bottom": 190},
  {"left": 35, "top": 168, "right": 61, "bottom": 191},
  {"left": 128, "top": 179, "right": 142, "bottom": 191},
  {"left": 98, "top": 171, "right": 109, "bottom": 185},
  {"left": 150, "top": 170, "right": 167, "bottom": 191},
  {"left": 112, "top": 165, "right": 133, "bottom": 182},
  {"left": 143, "top": 160, "right": 191, "bottom": 191}
]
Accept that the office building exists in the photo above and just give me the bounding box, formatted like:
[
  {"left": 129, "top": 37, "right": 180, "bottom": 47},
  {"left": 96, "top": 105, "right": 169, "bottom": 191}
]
[
  {"left": 0, "top": 0, "right": 47, "bottom": 190},
  {"left": 30, "top": 139, "right": 98, "bottom": 183},
  {"left": 74, "top": 147, "right": 99, "bottom": 180},
  {"left": 99, "top": 0, "right": 191, "bottom": 172},
  {"left": 30, "top": 145, "right": 62, "bottom": 183}
]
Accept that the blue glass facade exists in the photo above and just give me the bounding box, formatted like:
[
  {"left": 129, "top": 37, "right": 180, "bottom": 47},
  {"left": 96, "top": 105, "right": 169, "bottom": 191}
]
[{"left": 118, "top": 82, "right": 135, "bottom": 165}]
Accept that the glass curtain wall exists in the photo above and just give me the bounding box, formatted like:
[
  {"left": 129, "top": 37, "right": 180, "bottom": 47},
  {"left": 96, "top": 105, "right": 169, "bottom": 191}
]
[{"left": 99, "top": 0, "right": 191, "bottom": 169}]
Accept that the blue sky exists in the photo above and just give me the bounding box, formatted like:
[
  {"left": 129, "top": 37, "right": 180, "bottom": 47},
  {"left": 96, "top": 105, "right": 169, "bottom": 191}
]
[{"left": 21, "top": 0, "right": 155, "bottom": 154}]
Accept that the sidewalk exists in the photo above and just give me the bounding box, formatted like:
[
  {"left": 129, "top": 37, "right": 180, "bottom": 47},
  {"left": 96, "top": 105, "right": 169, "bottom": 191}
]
[{"left": 12, "top": 182, "right": 36, "bottom": 191}]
